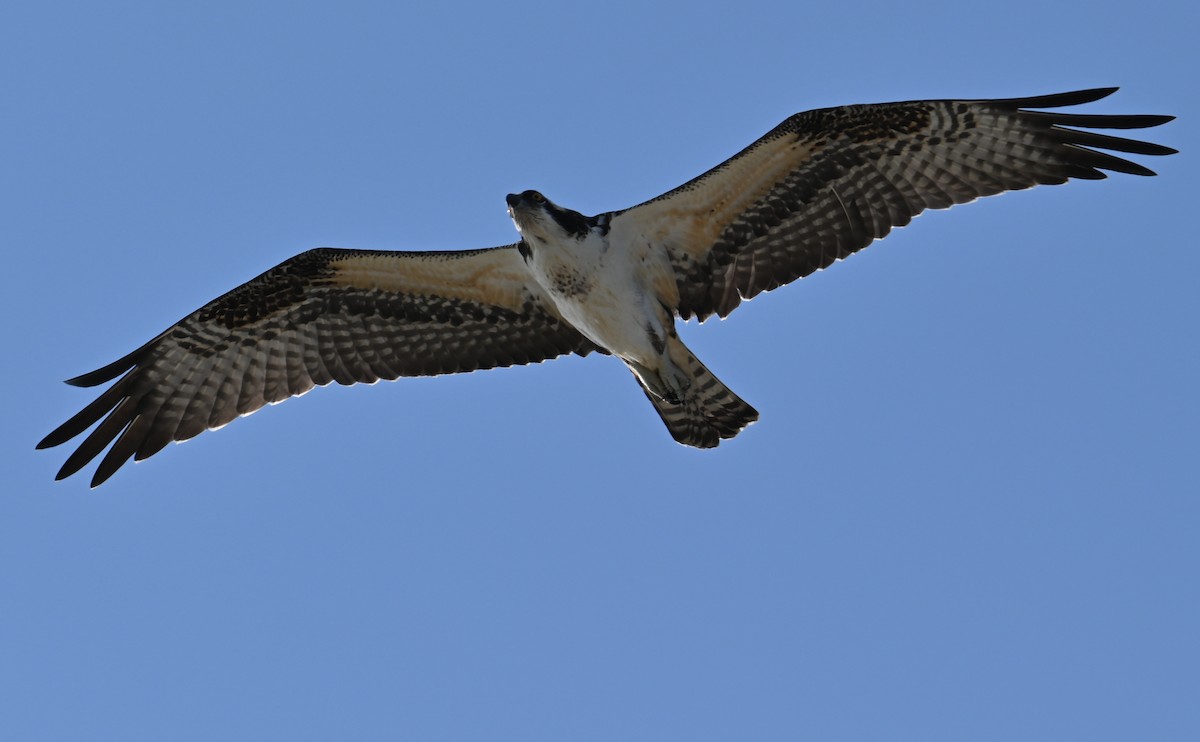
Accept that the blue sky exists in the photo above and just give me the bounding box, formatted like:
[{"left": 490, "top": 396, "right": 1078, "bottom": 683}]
[{"left": 3, "top": 1, "right": 1196, "bottom": 739}]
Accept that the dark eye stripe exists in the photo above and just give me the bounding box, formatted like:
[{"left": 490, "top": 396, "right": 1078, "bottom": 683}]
[{"left": 547, "top": 203, "right": 590, "bottom": 237}]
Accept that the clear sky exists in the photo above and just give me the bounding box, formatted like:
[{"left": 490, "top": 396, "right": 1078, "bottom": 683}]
[{"left": 3, "top": 1, "right": 1196, "bottom": 740}]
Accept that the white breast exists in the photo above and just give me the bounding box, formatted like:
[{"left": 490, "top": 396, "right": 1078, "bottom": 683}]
[{"left": 528, "top": 231, "right": 666, "bottom": 367}]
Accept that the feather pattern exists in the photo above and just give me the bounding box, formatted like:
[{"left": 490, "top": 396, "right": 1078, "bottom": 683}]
[
  {"left": 40, "top": 88, "right": 1174, "bottom": 486},
  {"left": 613, "top": 88, "right": 1175, "bottom": 320},
  {"left": 39, "top": 246, "right": 597, "bottom": 486}
]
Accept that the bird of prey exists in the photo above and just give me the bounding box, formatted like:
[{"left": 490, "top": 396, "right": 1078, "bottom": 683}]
[{"left": 39, "top": 88, "right": 1175, "bottom": 486}]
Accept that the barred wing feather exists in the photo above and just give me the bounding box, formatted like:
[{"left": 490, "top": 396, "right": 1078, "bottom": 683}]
[
  {"left": 614, "top": 88, "right": 1175, "bottom": 320},
  {"left": 38, "top": 246, "right": 596, "bottom": 486}
]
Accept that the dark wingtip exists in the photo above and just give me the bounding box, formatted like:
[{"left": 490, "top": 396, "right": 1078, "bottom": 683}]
[
  {"left": 995, "top": 87, "right": 1119, "bottom": 109},
  {"left": 65, "top": 353, "right": 139, "bottom": 388},
  {"left": 38, "top": 424, "right": 78, "bottom": 451},
  {"left": 54, "top": 455, "right": 88, "bottom": 482},
  {"left": 1141, "top": 114, "right": 1176, "bottom": 127},
  {"left": 89, "top": 467, "right": 118, "bottom": 489},
  {"left": 63, "top": 329, "right": 168, "bottom": 387},
  {"left": 38, "top": 374, "right": 137, "bottom": 451},
  {"left": 1080, "top": 86, "right": 1119, "bottom": 101}
]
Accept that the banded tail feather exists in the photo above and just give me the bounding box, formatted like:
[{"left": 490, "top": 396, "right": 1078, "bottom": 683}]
[{"left": 634, "top": 339, "right": 759, "bottom": 448}]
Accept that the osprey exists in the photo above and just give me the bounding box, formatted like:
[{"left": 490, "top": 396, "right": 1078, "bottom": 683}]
[{"left": 40, "top": 88, "right": 1175, "bottom": 486}]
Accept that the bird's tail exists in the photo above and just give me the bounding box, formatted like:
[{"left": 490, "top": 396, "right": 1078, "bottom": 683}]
[{"left": 632, "top": 338, "right": 758, "bottom": 448}]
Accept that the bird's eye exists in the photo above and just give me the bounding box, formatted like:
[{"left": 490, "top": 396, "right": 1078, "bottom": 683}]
[{"left": 531, "top": 192, "right": 545, "bottom": 204}]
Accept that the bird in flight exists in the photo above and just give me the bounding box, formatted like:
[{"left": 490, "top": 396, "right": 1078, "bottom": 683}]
[{"left": 39, "top": 88, "right": 1175, "bottom": 486}]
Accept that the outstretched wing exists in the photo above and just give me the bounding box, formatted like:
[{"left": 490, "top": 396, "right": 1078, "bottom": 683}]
[
  {"left": 613, "top": 88, "right": 1175, "bottom": 321},
  {"left": 39, "top": 245, "right": 598, "bottom": 487}
]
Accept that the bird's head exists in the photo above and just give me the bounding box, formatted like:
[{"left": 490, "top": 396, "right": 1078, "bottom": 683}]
[{"left": 506, "top": 190, "right": 593, "bottom": 245}]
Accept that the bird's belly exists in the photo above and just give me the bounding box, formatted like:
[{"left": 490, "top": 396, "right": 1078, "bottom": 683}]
[
  {"left": 529, "top": 241, "right": 665, "bottom": 365},
  {"left": 551, "top": 283, "right": 661, "bottom": 366}
]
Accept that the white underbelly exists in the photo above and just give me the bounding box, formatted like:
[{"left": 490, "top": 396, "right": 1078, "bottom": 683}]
[
  {"left": 526, "top": 229, "right": 671, "bottom": 367},
  {"left": 535, "top": 261, "right": 661, "bottom": 366},
  {"left": 561, "top": 286, "right": 660, "bottom": 362}
]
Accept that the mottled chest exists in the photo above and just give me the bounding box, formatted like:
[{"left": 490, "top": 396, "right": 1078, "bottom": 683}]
[
  {"left": 524, "top": 231, "right": 607, "bottom": 301},
  {"left": 545, "top": 265, "right": 594, "bottom": 299}
]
